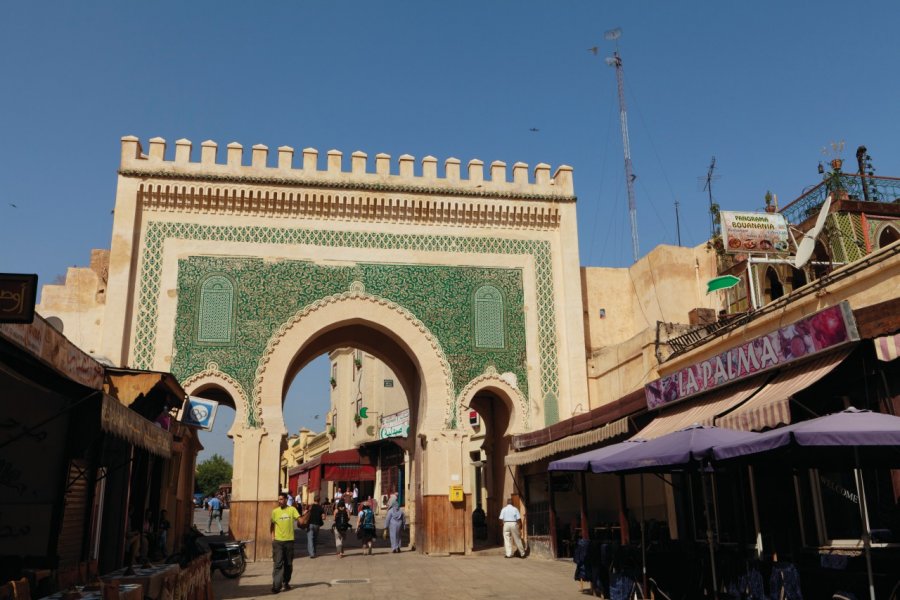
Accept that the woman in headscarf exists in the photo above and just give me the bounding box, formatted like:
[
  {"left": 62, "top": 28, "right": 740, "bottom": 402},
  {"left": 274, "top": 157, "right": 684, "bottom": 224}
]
[{"left": 385, "top": 502, "right": 405, "bottom": 553}]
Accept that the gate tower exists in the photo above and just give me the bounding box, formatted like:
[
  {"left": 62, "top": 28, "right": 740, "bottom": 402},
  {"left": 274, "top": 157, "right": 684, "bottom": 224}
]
[{"left": 63, "top": 136, "right": 590, "bottom": 557}]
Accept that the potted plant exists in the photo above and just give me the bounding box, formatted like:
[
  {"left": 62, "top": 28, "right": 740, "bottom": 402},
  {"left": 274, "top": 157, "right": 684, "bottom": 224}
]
[
  {"left": 354, "top": 413, "right": 362, "bottom": 426},
  {"left": 328, "top": 425, "right": 336, "bottom": 437},
  {"left": 354, "top": 357, "right": 362, "bottom": 369},
  {"left": 330, "top": 377, "right": 337, "bottom": 388},
  {"left": 764, "top": 190, "right": 776, "bottom": 213}
]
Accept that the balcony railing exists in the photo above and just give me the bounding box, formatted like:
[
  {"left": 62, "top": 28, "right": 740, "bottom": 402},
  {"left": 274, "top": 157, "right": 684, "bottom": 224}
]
[{"left": 780, "top": 174, "right": 900, "bottom": 225}]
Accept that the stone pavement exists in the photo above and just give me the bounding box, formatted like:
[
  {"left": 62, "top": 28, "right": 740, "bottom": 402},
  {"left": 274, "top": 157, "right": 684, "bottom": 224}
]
[
  {"left": 202, "top": 506, "right": 581, "bottom": 598},
  {"left": 212, "top": 548, "right": 579, "bottom": 600}
]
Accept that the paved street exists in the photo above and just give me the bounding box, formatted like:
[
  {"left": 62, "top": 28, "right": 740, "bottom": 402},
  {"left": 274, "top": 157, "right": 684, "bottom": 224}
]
[
  {"left": 212, "top": 547, "right": 578, "bottom": 600},
  {"left": 196, "top": 507, "right": 580, "bottom": 598}
]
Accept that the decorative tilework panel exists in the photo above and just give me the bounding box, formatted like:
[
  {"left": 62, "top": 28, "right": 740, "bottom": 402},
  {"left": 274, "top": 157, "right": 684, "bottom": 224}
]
[
  {"left": 198, "top": 275, "right": 234, "bottom": 343},
  {"left": 133, "top": 222, "right": 561, "bottom": 426},
  {"left": 474, "top": 285, "right": 504, "bottom": 349},
  {"left": 173, "top": 257, "right": 528, "bottom": 428}
]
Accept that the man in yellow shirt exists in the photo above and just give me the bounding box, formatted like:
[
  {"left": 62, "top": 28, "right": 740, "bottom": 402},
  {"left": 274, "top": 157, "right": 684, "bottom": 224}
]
[{"left": 270, "top": 492, "right": 301, "bottom": 593}]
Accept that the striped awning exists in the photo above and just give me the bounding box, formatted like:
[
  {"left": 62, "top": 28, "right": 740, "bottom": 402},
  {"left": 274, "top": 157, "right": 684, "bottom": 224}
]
[
  {"left": 100, "top": 394, "right": 172, "bottom": 458},
  {"left": 636, "top": 376, "right": 767, "bottom": 440},
  {"left": 715, "top": 349, "right": 849, "bottom": 432},
  {"left": 504, "top": 417, "right": 630, "bottom": 466},
  {"left": 874, "top": 333, "right": 900, "bottom": 362}
]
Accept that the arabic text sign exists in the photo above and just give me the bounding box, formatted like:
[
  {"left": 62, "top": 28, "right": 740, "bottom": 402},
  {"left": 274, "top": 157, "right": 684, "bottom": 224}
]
[
  {"left": 646, "top": 302, "right": 858, "bottom": 410},
  {"left": 720, "top": 211, "right": 789, "bottom": 254},
  {"left": 380, "top": 408, "right": 410, "bottom": 439},
  {"left": 181, "top": 396, "right": 220, "bottom": 430},
  {"left": 0, "top": 273, "right": 37, "bottom": 323}
]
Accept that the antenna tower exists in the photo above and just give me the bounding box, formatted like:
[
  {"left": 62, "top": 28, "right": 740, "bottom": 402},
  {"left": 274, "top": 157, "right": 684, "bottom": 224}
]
[
  {"left": 604, "top": 27, "right": 639, "bottom": 263},
  {"left": 703, "top": 156, "right": 719, "bottom": 237}
]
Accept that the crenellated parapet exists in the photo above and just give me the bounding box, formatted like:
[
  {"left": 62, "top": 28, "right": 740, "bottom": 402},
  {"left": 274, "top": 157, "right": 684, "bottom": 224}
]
[{"left": 119, "top": 136, "right": 575, "bottom": 201}]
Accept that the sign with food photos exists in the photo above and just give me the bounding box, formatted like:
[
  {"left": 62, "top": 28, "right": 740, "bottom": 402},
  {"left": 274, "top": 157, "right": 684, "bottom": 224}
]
[{"left": 720, "top": 211, "right": 790, "bottom": 254}]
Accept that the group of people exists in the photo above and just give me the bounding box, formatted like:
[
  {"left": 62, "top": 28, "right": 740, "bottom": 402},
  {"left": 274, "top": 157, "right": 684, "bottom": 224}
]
[{"left": 269, "top": 491, "right": 406, "bottom": 594}]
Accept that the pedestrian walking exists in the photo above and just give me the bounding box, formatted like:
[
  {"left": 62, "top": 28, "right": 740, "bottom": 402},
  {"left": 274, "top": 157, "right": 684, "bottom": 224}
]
[
  {"left": 331, "top": 500, "right": 351, "bottom": 558},
  {"left": 305, "top": 495, "right": 325, "bottom": 558},
  {"left": 157, "top": 509, "right": 170, "bottom": 557},
  {"left": 270, "top": 492, "right": 301, "bottom": 594},
  {"left": 356, "top": 502, "right": 376, "bottom": 555},
  {"left": 385, "top": 502, "right": 404, "bottom": 553},
  {"left": 499, "top": 498, "right": 527, "bottom": 558},
  {"left": 207, "top": 495, "right": 223, "bottom": 534}
]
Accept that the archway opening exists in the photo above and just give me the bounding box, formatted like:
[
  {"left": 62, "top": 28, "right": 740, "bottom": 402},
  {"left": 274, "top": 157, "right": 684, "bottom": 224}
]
[
  {"left": 763, "top": 266, "right": 784, "bottom": 303},
  {"left": 877, "top": 224, "right": 900, "bottom": 249},
  {"left": 278, "top": 323, "right": 419, "bottom": 552},
  {"left": 467, "top": 390, "right": 513, "bottom": 550}
]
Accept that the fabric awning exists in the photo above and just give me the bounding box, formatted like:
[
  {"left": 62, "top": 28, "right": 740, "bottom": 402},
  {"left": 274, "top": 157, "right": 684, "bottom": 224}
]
[
  {"left": 288, "top": 455, "right": 321, "bottom": 476},
  {"left": 100, "top": 394, "right": 172, "bottom": 458},
  {"left": 505, "top": 417, "right": 630, "bottom": 466},
  {"left": 874, "top": 333, "right": 900, "bottom": 362},
  {"left": 636, "top": 376, "right": 767, "bottom": 440},
  {"left": 320, "top": 449, "right": 372, "bottom": 465},
  {"left": 715, "top": 349, "right": 850, "bottom": 432},
  {"left": 323, "top": 464, "right": 376, "bottom": 482}
]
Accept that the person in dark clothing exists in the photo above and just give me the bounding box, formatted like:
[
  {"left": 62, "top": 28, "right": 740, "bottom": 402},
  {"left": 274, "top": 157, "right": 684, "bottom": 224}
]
[{"left": 305, "top": 495, "right": 325, "bottom": 558}]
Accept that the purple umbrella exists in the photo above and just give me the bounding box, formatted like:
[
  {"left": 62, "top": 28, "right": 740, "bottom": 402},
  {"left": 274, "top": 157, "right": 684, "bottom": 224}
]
[
  {"left": 589, "top": 424, "right": 759, "bottom": 474},
  {"left": 712, "top": 407, "right": 900, "bottom": 462},
  {"left": 711, "top": 408, "right": 900, "bottom": 600},
  {"left": 584, "top": 425, "right": 760, "bottom": 595},
  {"left": 548, "top": 438, "right": 647, "bottom": 472}
]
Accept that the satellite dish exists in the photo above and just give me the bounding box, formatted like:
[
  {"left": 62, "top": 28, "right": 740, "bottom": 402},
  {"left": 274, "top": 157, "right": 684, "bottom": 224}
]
[{"left": 792, "top": 194, "right": 833, "bottom": 269}]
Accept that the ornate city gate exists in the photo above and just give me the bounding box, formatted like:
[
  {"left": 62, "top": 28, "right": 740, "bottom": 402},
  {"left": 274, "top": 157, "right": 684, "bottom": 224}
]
[{"left": 95, "top": 136, "right": 588, "bottom": 557}]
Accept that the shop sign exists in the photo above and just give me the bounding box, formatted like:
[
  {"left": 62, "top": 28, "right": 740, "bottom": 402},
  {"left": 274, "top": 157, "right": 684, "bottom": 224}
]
[
  {"left": 180, "top": 396, "right": 220, "bottom": 430},
  {"left": 0, "top": 273, "right": 37, "bottom": 323},
  {"left": 380, "top": 408, "right": 409, "bottom": 439},
  {"left": 720, "top": 211, "right": 789, "bottom": 254},
  {"left": 646, "top": 301, "right": 858, "bottom": 410}
]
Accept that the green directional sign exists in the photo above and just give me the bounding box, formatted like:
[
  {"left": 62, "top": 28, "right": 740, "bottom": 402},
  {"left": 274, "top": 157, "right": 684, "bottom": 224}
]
[{"left": 359, "top": 407, "right": 368, "bottom": 418}]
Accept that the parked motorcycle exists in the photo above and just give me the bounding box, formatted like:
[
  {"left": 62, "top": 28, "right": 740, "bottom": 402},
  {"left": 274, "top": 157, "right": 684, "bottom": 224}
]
[
  {"left": 166, "top": 526, "right": 251, "bottom": 579},
  {"left": 208, "top": 539, "right": 251, "bottom": 578}
]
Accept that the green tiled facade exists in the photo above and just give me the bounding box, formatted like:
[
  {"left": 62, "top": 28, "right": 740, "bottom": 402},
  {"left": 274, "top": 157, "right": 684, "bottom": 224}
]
[{"left": 133, "top": 222, "right": 561, "bottom": 427}]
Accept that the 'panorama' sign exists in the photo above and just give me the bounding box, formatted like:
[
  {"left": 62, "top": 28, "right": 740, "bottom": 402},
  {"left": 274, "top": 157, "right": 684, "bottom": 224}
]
[{"left": 645, "top": 301, "right": 859, "bottom": 410}]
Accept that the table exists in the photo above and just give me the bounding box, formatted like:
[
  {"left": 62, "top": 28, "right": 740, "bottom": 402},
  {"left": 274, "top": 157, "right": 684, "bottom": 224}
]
[
  {"left": 101, "top": 565, "right": 179, "bottom": 600},
  {"left": 39, "top": 583, "right": 143, "bottom": 600}
]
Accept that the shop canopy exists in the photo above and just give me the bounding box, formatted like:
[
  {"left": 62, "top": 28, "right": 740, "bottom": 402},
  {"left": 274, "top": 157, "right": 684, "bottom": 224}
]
[
  {"left": 714, "top": 349, "right": 849, "bottom": 432},
  {"left": 320, "top": 448, "right": 375, "bottom": 482}
]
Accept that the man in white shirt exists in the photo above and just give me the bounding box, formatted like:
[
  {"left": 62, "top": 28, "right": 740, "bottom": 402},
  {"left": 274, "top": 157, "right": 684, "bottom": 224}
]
[{"left": 498, "top": 498, "right": 527, "bottom": 558}]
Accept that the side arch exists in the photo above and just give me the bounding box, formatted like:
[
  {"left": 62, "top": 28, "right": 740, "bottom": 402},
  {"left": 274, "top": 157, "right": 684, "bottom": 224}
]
[
  {"left": 457, "top": 369, "right": 526, "bottom": 435},
  {"left": 182, "top": 366, "right": 251, "bottom": 438}
]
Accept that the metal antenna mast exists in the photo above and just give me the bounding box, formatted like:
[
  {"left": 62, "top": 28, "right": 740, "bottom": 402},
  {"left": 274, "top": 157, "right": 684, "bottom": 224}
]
[
  {"left": 604, "top": 27, "right": 639, "bottom": 263},
  {"left": 703, "top": 156, "right": 719, "bottom": 237}
]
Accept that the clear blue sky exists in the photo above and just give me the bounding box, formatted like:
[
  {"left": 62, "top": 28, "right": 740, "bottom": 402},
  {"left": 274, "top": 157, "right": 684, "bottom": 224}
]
[{"left": 3, "top": 2, "right": 899, "bottom": 462}]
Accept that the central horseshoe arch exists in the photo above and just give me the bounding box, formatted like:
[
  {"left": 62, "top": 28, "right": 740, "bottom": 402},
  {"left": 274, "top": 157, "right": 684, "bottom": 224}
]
[{"left": 235, "top": 290, "right": 458, "bottom": 556}]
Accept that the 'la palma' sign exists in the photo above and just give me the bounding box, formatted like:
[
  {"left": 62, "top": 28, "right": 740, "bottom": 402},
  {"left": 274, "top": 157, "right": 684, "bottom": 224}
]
[{"left": 645, "top": 301, "right": 859, "bottom": 410}]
